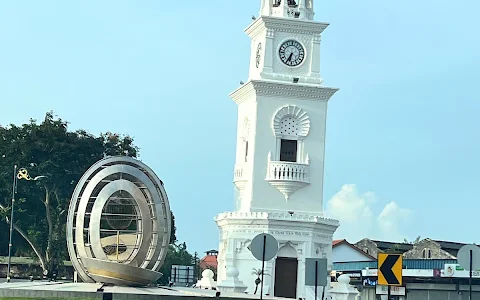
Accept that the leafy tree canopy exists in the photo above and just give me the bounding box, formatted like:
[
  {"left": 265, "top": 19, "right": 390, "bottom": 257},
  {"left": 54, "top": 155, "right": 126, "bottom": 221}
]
[
  {"left": 0, "top": 111, "right": 184, "bottom": 274},
  {"left": 158, "top": 242, "right": 197, "bottom": 285}
]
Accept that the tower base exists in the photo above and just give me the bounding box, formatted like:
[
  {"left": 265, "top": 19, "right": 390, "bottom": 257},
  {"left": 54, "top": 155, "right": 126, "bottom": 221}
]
[{"left": 215, "top": 212, "right": 339, "bottom": 299}]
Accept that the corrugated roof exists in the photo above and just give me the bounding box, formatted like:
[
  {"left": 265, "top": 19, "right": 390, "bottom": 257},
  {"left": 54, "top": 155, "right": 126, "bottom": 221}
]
[{"left": 333, "top": 259, "right": 458, "bottom": 271}]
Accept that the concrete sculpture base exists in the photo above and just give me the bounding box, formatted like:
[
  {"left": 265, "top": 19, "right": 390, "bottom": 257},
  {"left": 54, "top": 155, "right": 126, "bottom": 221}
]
[
  {"left": 326, "top": 275, "right": 359, "bottom": 300},
  {"left": 217, "top": 267, "right": 248, "bottom": 294}
]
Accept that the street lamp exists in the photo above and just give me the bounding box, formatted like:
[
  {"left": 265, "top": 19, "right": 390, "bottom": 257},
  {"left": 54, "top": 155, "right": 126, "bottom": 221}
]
[{"left": 6, "top": 166, "right": 46, "bottom": 283}]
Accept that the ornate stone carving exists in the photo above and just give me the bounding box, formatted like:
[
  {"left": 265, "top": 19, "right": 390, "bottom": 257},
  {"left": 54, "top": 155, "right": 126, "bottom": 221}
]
[
  {"left": 229, "top": 80, "right": 338, "bottom": 105},
  {"left": 245, "top": 17, "right": 328, "bottom": 40},
  {"left": 272, "top": 105, "right": 310, "bottom": 138},
  {"left": 266, "top": 28, "right": 275, "bottom": 38},
  {"left": 215, "top": 211, "right": 338, "bottom": 223}
]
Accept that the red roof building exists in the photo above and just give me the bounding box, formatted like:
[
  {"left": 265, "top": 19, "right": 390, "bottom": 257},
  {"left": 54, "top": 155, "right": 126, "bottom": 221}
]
[{"left": 199, "top": 250, "right": 218, "bottom": 270}]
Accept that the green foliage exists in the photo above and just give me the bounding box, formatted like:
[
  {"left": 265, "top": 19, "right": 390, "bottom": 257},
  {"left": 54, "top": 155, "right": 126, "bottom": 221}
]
[
  {"left": 0, "top": 111, "right": 139, "bottom": 273},
  {"left": 170, "top": 211, "right": 177, "bottom": 244},
  {"left": 252, "top": 268, "right": 269, "bottom": 294},
  {"left": 251, "top": 268, "right": 269, "bottom": 277},
  {"left": 384, "top": 244, "right": 403, "bottom": 254},
  {"left": 157, "top": 242, "right": 196, "bottom": 285},
  {"left": 403, "top": 236, "right": 421, "bottom": 245}
]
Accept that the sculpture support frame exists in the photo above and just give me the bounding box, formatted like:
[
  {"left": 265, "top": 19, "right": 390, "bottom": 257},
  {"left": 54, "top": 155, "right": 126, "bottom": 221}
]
[{"left": 66, "top": 156, "right": 171, "bottom": 286}]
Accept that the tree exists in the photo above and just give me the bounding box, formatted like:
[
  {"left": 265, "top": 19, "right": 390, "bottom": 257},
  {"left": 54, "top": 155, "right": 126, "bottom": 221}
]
[
  {"left": 158, "top": 242, "right": 195, "bottom": 285},
  {"left": 384, "top": 244, "right": 403, "bottom": 254},
  {"left": 403, "top": 236, "right": 422, "bottom": 245},
  {"left": 0, "top": 111, "right": 139, "bottom": 275},
  {"left": 252, "top": 268, "right": 269, "bottom": 295},
  {"left": 170, "top": 210, "right": 177, "bottom": 244}
]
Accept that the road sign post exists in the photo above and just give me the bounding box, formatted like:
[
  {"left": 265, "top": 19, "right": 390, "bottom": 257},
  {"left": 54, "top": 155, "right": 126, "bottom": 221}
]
[
  {"left": 315, "top": 261, "right": 318, "bottom": 300},
  {"left": 378, "top": 253, "right": 403, "bottom": 300},
  {"left": 457, "top": 244, "right": 480, "bottom": 300},
  {"left": 305, "top": 258, "right": 327, "bottom": 300},
  {"left": 378, "top": 253, "right": 403, "bottom": 286},
  {"left": 250, "top": 233, "right": 279, "bottom": 300}
]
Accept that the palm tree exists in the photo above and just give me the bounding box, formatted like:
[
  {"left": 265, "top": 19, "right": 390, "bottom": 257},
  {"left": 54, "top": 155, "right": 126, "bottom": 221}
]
[
  {"left": 252, "top": 268, "right": 269, "bottom": 295},
  {"left": 403, "top": 236, "right": 422, "bottom": 245}
]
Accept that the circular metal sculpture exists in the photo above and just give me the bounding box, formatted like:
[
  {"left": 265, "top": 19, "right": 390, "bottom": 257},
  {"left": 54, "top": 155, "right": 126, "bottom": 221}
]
[{"left": 66, "top": 156, "right": 171, "bottom": 286}]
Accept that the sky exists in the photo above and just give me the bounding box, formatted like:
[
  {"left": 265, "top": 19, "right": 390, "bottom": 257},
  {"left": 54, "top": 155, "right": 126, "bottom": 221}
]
[{"left": 1, "top": 0, "right": 479, "bottom": 255}]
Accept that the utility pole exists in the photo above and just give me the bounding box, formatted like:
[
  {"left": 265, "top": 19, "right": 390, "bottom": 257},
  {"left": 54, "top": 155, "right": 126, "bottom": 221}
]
[{"left": 6, "top": 165, "right": 18, "bottom": 283}]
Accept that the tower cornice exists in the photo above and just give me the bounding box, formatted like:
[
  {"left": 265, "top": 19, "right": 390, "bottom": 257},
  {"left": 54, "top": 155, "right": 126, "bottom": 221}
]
[
  {"left": 245, "top": 16, "right": 329, "bottom": 38},
  {"left": 215, "top": 211, "right": 339, "bottom": 230},
  {"left": 229, "top": 80, "right": 338, "bottom": 105}
]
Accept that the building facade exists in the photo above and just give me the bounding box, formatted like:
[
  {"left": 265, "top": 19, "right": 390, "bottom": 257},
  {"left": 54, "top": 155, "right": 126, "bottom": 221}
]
[
  {"left": 332, "top": 238, "right": 480, "bottom": 300},
  {"left": 215, "top": 0, "right": 340, "bottom": 298}
]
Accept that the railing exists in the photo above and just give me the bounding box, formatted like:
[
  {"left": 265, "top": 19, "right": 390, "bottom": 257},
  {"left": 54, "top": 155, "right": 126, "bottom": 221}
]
[{"left": 266, "top": 161, "right": 310, "bottom": 183}]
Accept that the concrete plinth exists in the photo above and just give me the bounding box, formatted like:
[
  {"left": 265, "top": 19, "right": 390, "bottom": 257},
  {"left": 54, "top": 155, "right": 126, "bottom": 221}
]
[
  {"left": 326, "top": 275, "right": 359, "bottom": 300},
  {"left": 217, "top": 267, "right": 248, "bottom": 294}
]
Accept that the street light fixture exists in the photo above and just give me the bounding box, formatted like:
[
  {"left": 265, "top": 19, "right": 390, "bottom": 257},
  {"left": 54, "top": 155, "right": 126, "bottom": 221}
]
[{"left": 6, "top": 166, "right": 46, "bottom": 283}]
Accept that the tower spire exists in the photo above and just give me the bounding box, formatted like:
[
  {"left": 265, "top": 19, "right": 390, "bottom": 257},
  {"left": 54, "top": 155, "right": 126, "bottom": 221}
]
[{"left": 259, "top": 0, "right": 315, "bottom": 20}]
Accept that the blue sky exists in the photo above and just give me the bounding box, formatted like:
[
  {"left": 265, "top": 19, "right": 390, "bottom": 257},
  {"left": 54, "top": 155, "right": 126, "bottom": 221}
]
[{"left": 1, "top": 0, "right": 479, "bottom": 254}]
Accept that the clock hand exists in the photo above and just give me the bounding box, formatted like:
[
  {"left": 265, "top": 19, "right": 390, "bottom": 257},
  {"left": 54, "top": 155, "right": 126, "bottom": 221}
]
[{"left": 287, "top": 53, "right": 293, "bottom": 62}]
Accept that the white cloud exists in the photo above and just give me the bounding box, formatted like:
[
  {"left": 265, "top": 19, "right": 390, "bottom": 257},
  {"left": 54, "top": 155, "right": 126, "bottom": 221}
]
[{"left": 326, "top": 184, "right": 412, "bottom": 243}]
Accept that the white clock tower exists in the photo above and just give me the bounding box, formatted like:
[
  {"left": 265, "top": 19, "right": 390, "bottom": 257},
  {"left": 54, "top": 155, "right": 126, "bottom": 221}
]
[{"left": 215, "top": 1, "right": 340, "bottom": 298}]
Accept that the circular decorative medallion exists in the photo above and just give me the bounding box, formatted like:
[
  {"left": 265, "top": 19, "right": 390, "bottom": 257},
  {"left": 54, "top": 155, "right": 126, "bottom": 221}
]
[
  {"left": 278, "top": 39, "right": 305, "bottom": 67},
  {"left": 66, "top": 156, "right": 171, "bottom": 286}
]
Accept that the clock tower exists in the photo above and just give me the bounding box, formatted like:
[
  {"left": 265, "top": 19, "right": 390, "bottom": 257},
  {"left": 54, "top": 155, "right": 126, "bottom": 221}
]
[{"left": 215, "top": 0, "right": 340, "bottom": 298}]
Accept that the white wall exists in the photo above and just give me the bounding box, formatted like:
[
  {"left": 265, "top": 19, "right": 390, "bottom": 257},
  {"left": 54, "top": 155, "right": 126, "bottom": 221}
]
[
  {"left": 251, "top": 93, "right": 328, "bottom": 214},
  {"left": 332, "top": 243, "right": 373, "bottom": 263}
]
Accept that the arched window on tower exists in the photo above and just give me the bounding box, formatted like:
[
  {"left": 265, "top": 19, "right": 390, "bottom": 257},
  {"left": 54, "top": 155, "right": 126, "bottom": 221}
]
[
  {"left": 273, "top": 0, "right": 298, "bottom": 7},
  {"left": 245, "top": 141, "right": 249, "bottom": 162},
  {"left": 287, "top": 0, "right": 298, "bottom": 7},
  {"left": 279, "top": 116, "right": 299, "bottom": 162},
  {"left": 272, "top": 105, "right": 310, "bottom": 163}
]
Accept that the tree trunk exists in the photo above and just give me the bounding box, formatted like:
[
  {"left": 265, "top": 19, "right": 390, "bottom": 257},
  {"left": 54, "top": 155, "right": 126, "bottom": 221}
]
[
  {"left": 44, "top": 186, "right": 54, "bottom": 267},
  {"left": 0, "top": 204, "right": 47, "bottom": 272},
  {"left": 254, "top": 277, "right": 261, "bottom": 294}
]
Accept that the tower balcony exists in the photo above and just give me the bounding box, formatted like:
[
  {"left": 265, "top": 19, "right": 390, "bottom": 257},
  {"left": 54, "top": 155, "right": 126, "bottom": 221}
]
[
  {"left": 265, "top": 159, "right": 310, "bottom": 200},
  {"left": 233, "top": 164, "right": 248, "bottom": 191}
]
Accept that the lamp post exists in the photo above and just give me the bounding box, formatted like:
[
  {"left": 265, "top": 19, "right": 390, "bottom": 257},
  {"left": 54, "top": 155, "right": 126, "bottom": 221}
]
[
  {"left": 6, "top": 165, "right": 18, "bottom": 283},
  {"left": 6, "top": 166, "right": 46, "bottom": 283}
]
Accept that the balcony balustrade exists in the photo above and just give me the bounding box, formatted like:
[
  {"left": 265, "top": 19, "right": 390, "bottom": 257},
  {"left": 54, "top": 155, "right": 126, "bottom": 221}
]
[{"left": 265, "top": 160, "right": 310, "bottom": 200}]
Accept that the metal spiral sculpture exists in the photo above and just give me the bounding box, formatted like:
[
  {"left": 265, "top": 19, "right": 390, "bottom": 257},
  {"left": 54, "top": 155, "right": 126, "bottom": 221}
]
[{"left": 66, "top": 156, "right": 171, "bottom": 286}]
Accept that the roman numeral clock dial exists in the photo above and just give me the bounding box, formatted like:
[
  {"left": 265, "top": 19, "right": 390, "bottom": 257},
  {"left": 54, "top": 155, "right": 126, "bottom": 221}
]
[{"left": 279, "top": 40, "right": 305, "bottom": 67}]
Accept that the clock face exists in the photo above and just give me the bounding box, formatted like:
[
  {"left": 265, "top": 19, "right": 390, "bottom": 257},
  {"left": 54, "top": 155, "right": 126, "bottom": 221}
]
[
  {"left": 279, "top": 40, "right": 305, "bottom": 67},
  {"left": 256, "top": 43, "right": 262, "bottom": 68}
]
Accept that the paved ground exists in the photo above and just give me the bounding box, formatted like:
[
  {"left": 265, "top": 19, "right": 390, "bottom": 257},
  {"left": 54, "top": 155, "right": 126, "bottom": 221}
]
[
  {"left": 0, "top": 279, "right": 31, "bottom": 284},
  {"left": 0, "top": 281, "right": 272, "bottom": 299},
  {"left": 0, "top": 278, "right": 69, "bottom": 284}
]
